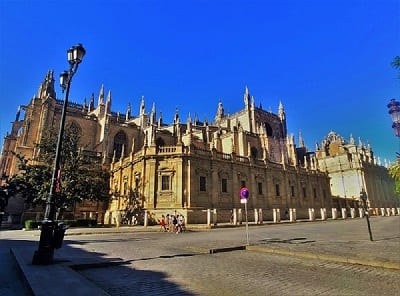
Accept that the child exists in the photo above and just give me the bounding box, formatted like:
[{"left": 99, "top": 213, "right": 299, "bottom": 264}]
[{"left": 160, "top": 215, "right": 167, "bottom": 232}]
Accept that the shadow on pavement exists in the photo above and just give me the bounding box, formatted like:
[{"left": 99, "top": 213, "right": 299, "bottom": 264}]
[{"left": 8, "top": 238, "right": 196, "bottom": 296}]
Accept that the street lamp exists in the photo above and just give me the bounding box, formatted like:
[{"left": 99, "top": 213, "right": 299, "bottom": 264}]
[
  {"left": 32, "top": 44, "right": 86, "bottom": 264},
  {"left": 360, "top": 189, "right": 373, "bottom": 242},
  {"left": 387, "top": 99, "right": 400, "bottom": 137}
]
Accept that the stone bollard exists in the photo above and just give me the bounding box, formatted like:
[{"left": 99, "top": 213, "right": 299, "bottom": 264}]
[
  {"left": 254, "top": 208, "right": 259, "bottom": 224},
  {"left": 397, "top": 208, "right": 400, "bottom": 215},
  {"left": 386, "top": 208, "right": 391, "bottom": 216},
  {"left": 320, "top": 208, "right": 327, "bottom": 221},
  {"left": 233, "top": 208, "right": 238, "bottom": 225},
  {"left": 380, "top": 208, "right": 385, "bottom": 216},
  {"left": 391, "top": 208, "right": 396, "bottom": 216},
  {"left": 207, "top": 209, "right": 211, "bottom": 226},
  {"left": 289, "top": 208, "right": 297, "bottom": 222},
  {"left": 332, "top": 208, "right": 338, "bottom": 220},
  {"left": 341, "top": 208, "right": 347, "bottom": 219},
  {"left": 144, "top": 211, "right": 148, "bottom": 227},
  {"left": 258, "top": 208, "right": 263, "bottom": 224},
  {"left": 213, "top": 209, "right": 217, "bottom": 226},
  {"left": 350, "top": 208, "right": 356, "bottom": 218},
  {"left": 308, "top": 208, "right": 315, "bottom": 221},
  {"left": 238, "top": 208, "right": 243, "bottom": 224},
  {"left": 358, "top": 208, "right": 364, "bottom": 218},
  {"left": 273, "top": 209, "right": 281, "bottom": 223}
]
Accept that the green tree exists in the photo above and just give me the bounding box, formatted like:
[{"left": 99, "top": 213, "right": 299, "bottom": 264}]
[
  {"left": 389, "top": 158, "right": 400, "bottom": 195},
  {"left": 7, "top": 123, "right": 110, "bottom": 218},
  {"left": 392, "top": 56, "right": 400, "bottom": 79}
]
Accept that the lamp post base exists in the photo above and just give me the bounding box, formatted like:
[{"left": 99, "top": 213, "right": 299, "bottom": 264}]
[{"left": 32, "top": 220, "right": 55, "bottom": 265}]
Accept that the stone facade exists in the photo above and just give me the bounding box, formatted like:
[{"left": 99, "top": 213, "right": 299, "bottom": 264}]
[
  {"left": 315, "top": 132, "right": 399, "bottom": 210},
  {"left": 106, "top": 87, "right": 332, "bottom": 224},
  {"left": 1, "top": 71, "right": 397, "bottom": 225}
]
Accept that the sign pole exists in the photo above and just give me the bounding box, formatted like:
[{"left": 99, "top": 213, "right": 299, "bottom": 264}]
[
  {"left": 244, "top": 201, "right": 249, "bottom": 245},
  {"left": 240, "top": 187, "right": 250, "bottom": 246}
]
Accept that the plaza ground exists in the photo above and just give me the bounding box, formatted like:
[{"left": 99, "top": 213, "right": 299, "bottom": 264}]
[{"left": 1, "top": 216, "right": 399, "bottom": 295}]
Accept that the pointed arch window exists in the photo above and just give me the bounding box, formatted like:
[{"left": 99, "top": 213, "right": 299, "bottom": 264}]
[
  {"left": 113, "top": 131, "right": 128, "bottom": 159},
  {"left": 265, "top": 122, "right": 273, "bottom": 137}
]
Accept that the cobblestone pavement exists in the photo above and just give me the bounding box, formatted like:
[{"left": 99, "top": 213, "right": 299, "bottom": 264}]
[
  {"left": 80, "top": 249, "right": 400, "bottom": 296},
  {"left": 2, "top": 216, "right": 400, "bottom": 295}
]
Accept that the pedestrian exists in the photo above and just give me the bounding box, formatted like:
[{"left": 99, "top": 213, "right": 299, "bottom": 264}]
[
  {"left": 172, "top": 215, "right": 178, "bottom": 233},
  {"left": 230, "top": 210, "right": 234, "bottom": 224},
  {"left": 166, "top": 214, "right": 170, "bottom": 232},
  {"left": 160, "top": 215, "right": 167, "bottom": 232}
]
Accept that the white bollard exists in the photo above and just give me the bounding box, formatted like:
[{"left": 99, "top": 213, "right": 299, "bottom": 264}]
[
  {"left": 207, "top": 209, "right": 211, "bottom": 226},
  {"left": 380, "top": 208, "right": 385, "bottom": 216},
  {"left": 289, "top": 208, "right": 296, "bottom": 222},
  {"left": 341, "top": 208, "right": 347, "bottom": 219},
  {"left": 391, "top": 208, "right": 396, "bottom": 216},
  {"left": 254, "top": 208, "right": 259, "bottom": 224},
  {"left": 358, "top": 208, "right": 364, "bottom": 218},
  {"left": 273, "top": 209, "right": 281, "bottom": 223},
  {"left": 386, "top": 208, "right": 391, "bottom": 216},
  {"left": 332, "top": 208, "right": 338, "bottom": 220},
  {"left": 397, "top": 208, "right": 400, "bottom": 216},
  {"left": 320, "top": 208, "right": 327, "bottom": 221},
  {"left": 350, "top": 208, "right": 356, "bottom": 218},
  {"left": 308, "top": 208, "right": 315, "bottom": 221},
  {"left": 213, "top": 208, "right": 217, "bottom": 225},
  {"left": 258, "top": 208, "right": 263, "bottom": 224},
  {"left": 233, "top": 208, "right": 238, "bottom": 225},
  {"left": 238, "top": 208, "right": 243, "bottom": 224}
]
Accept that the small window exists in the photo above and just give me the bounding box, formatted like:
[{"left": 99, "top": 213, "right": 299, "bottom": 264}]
[
  {"left": 313, "top": 188, "right": 317, "bottom": 199},
  {"left": 241, "top": 180, "right": 246, "bottom": 188},
  {"left": 258, "top": 182, "right": 263, "bottom": 195},
  {"left": 302, "top": 187, "right": 307, "bottom": 198},
  {"left": 222, "top": 178, "right": 228, "bottom": 193},
  {"left": 200, "top": 176, "right": 206, "bottom": 192},
  {"left": 291, "top": 185, "right": 295, "bottom": 197},
  {"left": 162, "top": 175, "right": 170, "bottom": 191},
  {"left": 275, "top": 184, "right": 280, "bottom": 196}
]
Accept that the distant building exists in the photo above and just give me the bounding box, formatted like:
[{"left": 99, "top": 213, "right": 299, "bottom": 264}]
[{"left": 315, "top": 131, "right": 398, "bottom": 211}]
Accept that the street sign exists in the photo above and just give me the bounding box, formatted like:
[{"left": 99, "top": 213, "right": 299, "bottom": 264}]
[
  {"left": 240, "top": 187, "right": 249, "bottom": 200},
  {"left": 240, "top": 199, "right": 247, "bottom": 204}
]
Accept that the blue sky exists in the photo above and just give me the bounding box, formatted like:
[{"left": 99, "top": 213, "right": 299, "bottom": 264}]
[{"left": 0, "top": 0, "right": 399, "bottom": 162}]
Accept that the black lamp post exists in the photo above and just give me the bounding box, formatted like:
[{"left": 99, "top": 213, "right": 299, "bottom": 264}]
[
  {"left": 360, "top": 189, "right": 373, "bottom": 242},
  {"left": 387, "top": 99, "right": 400, "bottom": 137},
  {"left": 32, "top": 44, "right": 86, "bottom": 265}
]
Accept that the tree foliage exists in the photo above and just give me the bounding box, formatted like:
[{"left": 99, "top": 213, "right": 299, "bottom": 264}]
[
  {"left": 389, "top": 158, "right": 400, "bottom": 195},
  {"left": 392, "top": 56, "right": 400, "bottom": 79},
  {"left": 6, "top": 123, "right": 110, "bottom": 213}
]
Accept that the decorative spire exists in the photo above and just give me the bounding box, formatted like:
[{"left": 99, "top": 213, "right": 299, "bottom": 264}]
[
  {"left": 215, "top": 100, "right": 224, "bottom": 122},
  {"left": 358, "top": 137, "right": 362, "bottom": 148},
  {"left": 244, "top": 86, "right": 250, "bottom": 107},
  {"left": 140, "top": 96, "right": 145, "bottom": 115},
  {"left": 315, "top": 141, "right": 319, "bottom": 151},
  {"left": 194, "top": 113, "right": 199, "bottom": 125},
  {"left": 106, "top": 90, "right": 112, "bottom": 112},
  {"left": 89, "top": 93, "right": 94, "bottom": 111},
  {"left": 126, "top": 102, "right": 131, "bottom": 120},
  {"left": 278, "top": 101, "right": 286, "bottom": 121},
  {"left": 349, "top": 134, "right": 355, "bottom": 145},
  {"left": 251, "top": 96, "right": 255, "bottom": 108},
  {"left": 98, "top": 84, "right": 104, "bottom": 105},
  {"left": 186, "top": 112, "right": 192, "bottom": 134},
  {"left": 158, "top": 112, "right": 163, "bottom": 127},
  {"left": 15, "top": 105, "right": 21, "bottom": 121},
  {"left": 150, "top": 102, "right": 156, "bottom": 125},
  {"left": 174, "top": 106, "right": 180, "bottom": 124},
  {"left": 299, "top": 131, "right": 305, "bottom": 148}
]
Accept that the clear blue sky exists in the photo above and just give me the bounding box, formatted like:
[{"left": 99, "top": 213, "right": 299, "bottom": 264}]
[{"left": 0, "top": 0, "right": 399, "bottom": 162}]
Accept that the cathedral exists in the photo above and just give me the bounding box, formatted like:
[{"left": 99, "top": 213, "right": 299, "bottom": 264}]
[{"left": 0, "top": 71, "right": 397, "bottom": 225}]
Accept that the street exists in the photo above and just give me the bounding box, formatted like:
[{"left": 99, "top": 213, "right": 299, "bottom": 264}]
[{"left": 1, "top": 216, "right": 399, "bottom": 295}]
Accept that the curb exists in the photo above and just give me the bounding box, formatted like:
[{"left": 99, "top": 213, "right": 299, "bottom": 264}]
[
  {"left": 209, "top": 245, "right": 246, "bottom": 254},
  {"left": 245, "top": 246, "right": 400, "bottom": 270}
]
